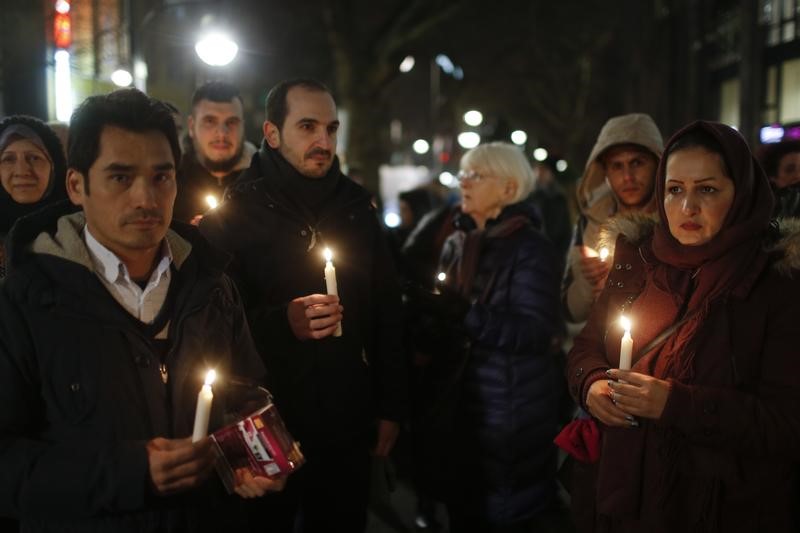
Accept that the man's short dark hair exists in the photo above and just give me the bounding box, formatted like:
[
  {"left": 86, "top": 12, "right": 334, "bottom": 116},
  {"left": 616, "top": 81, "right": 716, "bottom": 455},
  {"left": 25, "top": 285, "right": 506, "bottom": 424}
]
[
  {"left": 265, "top": 78, "right": 333, "bottom": 130},
  {"left": 190, "top": 81, "right": 243, "bottom": 114},
  {"left": 68, "top": 89, "right": 180, "bottom": 194}
]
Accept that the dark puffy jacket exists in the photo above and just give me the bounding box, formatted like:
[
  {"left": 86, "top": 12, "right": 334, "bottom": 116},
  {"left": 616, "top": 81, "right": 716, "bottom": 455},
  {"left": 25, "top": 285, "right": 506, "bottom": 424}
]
[
  {"left": 0, "top": 204, "right": 264, "bottom": 533},
  {"left": 438, "top": 202, "right": 561, "bottom": 526},
  {"left": 199, "top": 153, "right": 407, "bottom": 451}
]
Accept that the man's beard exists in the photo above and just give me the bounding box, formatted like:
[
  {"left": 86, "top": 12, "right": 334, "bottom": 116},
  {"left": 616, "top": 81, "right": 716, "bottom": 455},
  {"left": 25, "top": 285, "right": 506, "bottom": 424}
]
[{"left": 198, "top": 142, "right": 244, "bottom": 174}]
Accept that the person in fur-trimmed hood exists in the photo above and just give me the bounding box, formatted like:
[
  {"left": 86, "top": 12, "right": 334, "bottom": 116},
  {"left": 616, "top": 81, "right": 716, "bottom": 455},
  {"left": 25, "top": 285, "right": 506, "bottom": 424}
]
[
  {"left": 562, "top": 113, "right": 663, "bottom": 323},
  {"left": 564, "top": 120, "right": 800, "bottom": 532}
]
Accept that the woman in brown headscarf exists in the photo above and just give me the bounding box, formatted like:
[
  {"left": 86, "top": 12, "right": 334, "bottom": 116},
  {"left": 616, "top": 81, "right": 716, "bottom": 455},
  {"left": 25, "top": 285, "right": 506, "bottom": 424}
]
[{"left": 565, "top": 121, "right": 800, "bottom": 532}]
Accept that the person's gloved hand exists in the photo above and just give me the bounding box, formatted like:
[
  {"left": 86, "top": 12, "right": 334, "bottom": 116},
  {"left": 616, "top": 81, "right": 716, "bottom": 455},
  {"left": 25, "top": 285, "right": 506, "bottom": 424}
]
[{"left": 403, "top": 282, "right": 469, "bottom": 322}]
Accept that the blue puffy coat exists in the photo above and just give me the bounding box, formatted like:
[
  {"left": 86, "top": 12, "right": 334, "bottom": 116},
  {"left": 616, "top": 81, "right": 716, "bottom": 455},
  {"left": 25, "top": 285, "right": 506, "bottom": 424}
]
[{"left": 439, "top": 202, "right": 561, "bottom": 526}]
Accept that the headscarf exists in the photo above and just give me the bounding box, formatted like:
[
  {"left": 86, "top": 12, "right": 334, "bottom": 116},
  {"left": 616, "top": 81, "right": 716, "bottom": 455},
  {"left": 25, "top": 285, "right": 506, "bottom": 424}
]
[
  {"left": 646, "top": 120, "right": 774, "bottom": 381},
  {"left": 0, "top": 116, "right": 68, "bottom": 235}
]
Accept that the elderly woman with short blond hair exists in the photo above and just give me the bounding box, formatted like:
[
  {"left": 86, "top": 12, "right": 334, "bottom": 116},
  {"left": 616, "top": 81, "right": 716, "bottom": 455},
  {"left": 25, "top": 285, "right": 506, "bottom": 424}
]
[{"left": 424, "top": 141, "right": 561, "bottom": 530}]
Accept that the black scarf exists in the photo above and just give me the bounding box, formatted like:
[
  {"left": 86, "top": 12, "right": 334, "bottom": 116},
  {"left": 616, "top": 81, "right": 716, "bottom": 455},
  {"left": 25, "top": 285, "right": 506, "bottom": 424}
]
[{"left": 258, "top": 142, "right": 342, "bottom": 221}]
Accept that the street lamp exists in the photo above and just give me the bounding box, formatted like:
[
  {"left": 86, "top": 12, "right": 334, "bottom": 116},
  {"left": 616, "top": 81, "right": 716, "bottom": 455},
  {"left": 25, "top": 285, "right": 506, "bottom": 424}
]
[
  {"left": 195, "top": 32, "right": 239, "bottom": 66},
  {"left": 111, "top": 69, "right": 133, "bottom": 87},
  {"left": 458, "top": 132, "right": 481, "bottom": 149},
  {"left": 438, "top": 171, "right": 457, "bottom": 188},
  {"left": 556, "top": 160, "right": 568, "bottom": 172},
  {"left": 533, "top": 148, "right": 548, "bottom": 161},
  {"left": 413, "top": 139, "right": 430, "bottom": 154},
  {"left": 463, "top": 110, "right": 483, "bottom": 127},
  {"left": 510, "top": 130, "right": 527, "bottom": 145},
  {"left": 398, "top": 55, "right": 415, "bottom": 73}
]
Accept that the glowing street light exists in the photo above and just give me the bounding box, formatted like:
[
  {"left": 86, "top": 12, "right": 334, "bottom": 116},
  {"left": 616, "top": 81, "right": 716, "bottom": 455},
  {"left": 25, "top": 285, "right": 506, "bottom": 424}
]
[
  {"left": 458, "top": 132, "right": 481, "bottom": 149},
  {"left": 413, "top": 139, "right": 430, "bottom": 154},
  {"left": 399, "top": 55, "right": 415, "bottom": 73},
  {"left": 533, "top": 148, "right": 548, "bottom": 161},
  {"left": 510, "top": 130, "right": 527, "bottom": 145},
  {"left": 195, "top": 33, "right": 239, "bottom": 66},
  {"left": 556, "top": 159, "right": 568, "bottom": 172},
  {"left": 111, "top": 69, "right": 133, "bottom": 87},
  {"left": 438, "top": 171, "right": 456, "bottom": 187},
  {"left": 463, "top": 110, "right": 483, "bottom": 127}
]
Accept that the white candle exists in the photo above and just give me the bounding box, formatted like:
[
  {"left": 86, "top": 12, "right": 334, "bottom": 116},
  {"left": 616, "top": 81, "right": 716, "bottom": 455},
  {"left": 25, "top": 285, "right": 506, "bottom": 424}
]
[
  {"left": 205, "top": 194, "right": 219, "bottom": 210},
  {"left": 599, "top": 247, "right": 610, "bottom": 262},
  {"left": 323, "top": 248, "right": 342, "bottom": 337},
  {"left": 192, "top": 369, "right": 216, "bottom": 442},
  {"left": 619, "top": 316, "right": 633, "bottom": 370}
]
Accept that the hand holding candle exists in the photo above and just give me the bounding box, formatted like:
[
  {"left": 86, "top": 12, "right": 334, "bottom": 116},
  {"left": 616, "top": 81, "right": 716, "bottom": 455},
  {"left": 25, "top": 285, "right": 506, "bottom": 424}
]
[
  {"left": 192, "top": 369, "right": 216, "bottom": 442},
  {"left": 579, "top": 246, "right": 611, "bottom": 288},
  {"left": 619, "top": 316, "right": 633, "bottom": 370},
  {"left": 323, "top": 248, "right": 342, "bottom": 337}
]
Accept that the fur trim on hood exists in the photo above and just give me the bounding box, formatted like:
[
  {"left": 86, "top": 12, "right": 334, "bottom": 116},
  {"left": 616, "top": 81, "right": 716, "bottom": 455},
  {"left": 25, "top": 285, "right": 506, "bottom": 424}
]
[
  {"left": 770, "top": 218, "right": 800, "bottom": 276},
  {"left": 596, "top": 212, "right": 659, "bottom": 254},
  {"left": 596, "top": 213, "right": 800, "bottom": 276},
  {"left": 576, "top": 114, "right": 664, "bottom": 224}
]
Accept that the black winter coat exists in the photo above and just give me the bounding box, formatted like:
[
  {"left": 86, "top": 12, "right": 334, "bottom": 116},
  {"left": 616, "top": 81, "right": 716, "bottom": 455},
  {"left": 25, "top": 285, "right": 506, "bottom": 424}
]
[
  {"left": 437, "top": 203, "right": 561, "bottom": 526},
  {"left": 0, "top": 205, "right": 264, "bottom": 533},
  {"left": 199, "top": 152, "right": 407, "bottom": 451}
]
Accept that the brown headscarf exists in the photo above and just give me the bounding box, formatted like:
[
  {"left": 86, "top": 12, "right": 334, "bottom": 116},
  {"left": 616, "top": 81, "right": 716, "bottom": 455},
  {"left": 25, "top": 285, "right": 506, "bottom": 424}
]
[{"left": 645, "top": 120, "right": 774, "bottom": 381}]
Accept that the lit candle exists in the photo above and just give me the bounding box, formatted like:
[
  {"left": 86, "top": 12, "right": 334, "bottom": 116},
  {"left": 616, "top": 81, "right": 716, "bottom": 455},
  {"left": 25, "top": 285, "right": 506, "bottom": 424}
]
[
  {"left": 619, "top": 316, "right": 633, "bottom": 370},
  {"left": 433, "top": 272, "right": 447, "bottom": 294},
  {"left": 599, "top": 247, "right": 610, "bottom": 262},
  {"left": 205, "top": 194, "right": 219, "bottom": 210},
  {"left": 323, "top": 248, "right": 342, "bottom": 337},
  {"left": 192, "top": 369, "right": 216, "bottom": 442}
]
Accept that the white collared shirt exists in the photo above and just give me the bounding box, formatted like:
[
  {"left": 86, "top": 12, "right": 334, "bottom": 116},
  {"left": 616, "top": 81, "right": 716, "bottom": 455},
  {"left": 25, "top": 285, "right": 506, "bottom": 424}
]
[{"left": 84, "top": 226, "right": 173, "bottom": 336}]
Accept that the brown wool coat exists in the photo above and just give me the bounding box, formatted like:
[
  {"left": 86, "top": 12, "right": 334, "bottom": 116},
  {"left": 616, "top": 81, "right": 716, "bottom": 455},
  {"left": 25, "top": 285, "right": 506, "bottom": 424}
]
[{"left": 566, "top": 216, "right": 800, "bottom": 533}]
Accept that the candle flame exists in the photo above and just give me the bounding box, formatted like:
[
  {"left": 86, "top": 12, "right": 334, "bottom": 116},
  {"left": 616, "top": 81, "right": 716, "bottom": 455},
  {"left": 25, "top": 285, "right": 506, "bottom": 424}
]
[
  {"left": 620, "top": 315, "right": 632, "bottom": 333},
  {"left": 599, "top": 247, "right": 610, "bottom": 262},
  {"left": 323, "top": 247, "right": 333, "bottom": 262},
  {"left": 205, "top": 195, "right": 219, "bottom": 209},
  {"left": 204, "top": 369, "right": 217, "bottom": 387},
  {"left": 437, "top": 272, "right": 447, "bottom": 282}
]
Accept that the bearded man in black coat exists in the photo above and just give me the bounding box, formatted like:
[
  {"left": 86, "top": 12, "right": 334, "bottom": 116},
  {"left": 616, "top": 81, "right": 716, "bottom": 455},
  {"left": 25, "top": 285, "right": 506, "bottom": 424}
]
[{"left": 199, "top": 79, "right": 407, "bottom": 533}]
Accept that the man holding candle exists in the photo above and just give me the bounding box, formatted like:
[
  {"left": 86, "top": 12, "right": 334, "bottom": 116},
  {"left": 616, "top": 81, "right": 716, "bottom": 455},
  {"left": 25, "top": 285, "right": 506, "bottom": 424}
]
[
  {"left": 200, "top": 78, "right": 407, "bottom": 533},
  {"left": 562, "top": 113, "right": 664, "bottom": 323},
  {"left": 174, "top": 81, "right": 256, "bottom": 225},
  {"left": 0, "top": 89, "right": 282, "bottom": 533}
]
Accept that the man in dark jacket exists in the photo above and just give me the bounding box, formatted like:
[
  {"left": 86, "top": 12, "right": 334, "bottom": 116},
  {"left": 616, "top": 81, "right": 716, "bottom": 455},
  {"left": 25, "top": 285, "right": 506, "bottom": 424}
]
[
  {"left": 0, "top": 89, "right": 281, "bottom": 533},
  {"left": 200, "top": 78, "right": 407, "bottom": 532},
  {"left": 174, "top": 81, "right": 256, "bottom": 224}
]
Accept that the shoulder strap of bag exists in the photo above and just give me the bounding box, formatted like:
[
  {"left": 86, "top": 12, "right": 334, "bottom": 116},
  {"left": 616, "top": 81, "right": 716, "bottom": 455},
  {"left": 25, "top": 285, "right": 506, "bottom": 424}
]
[{"left": 633, "top": 305, "right": 703, "bottom": 360}]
